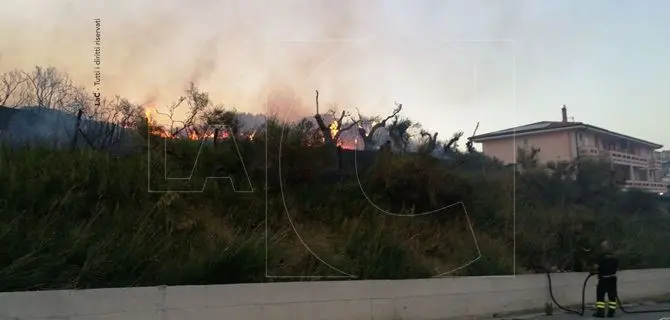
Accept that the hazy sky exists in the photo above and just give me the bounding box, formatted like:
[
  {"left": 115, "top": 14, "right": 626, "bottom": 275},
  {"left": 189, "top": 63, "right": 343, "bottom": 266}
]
[{"left": 1, "top": 0, "right": 669, "bottom": 148}]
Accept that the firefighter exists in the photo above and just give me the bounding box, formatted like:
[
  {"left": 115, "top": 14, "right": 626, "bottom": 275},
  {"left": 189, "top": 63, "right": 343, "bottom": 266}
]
[{"left": 592, "top": 240, "right": 619, "bottom": 318}]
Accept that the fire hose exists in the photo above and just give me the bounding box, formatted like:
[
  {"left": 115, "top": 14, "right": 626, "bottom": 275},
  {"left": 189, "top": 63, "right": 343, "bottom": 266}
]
[{"left": 545, "top": 271, "right": 670, "bottom": 316}]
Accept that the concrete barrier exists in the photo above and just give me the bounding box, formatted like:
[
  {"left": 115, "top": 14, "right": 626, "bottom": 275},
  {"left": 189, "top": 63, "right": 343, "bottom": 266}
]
[{"left": 1, "top": 269, "right": 669, "bottom": 320}]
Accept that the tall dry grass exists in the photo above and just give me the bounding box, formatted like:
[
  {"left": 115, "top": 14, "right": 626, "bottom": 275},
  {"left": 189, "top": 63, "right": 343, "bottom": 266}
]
[{"left": 0, "top": 120, "right": 668, "bottom": 292}]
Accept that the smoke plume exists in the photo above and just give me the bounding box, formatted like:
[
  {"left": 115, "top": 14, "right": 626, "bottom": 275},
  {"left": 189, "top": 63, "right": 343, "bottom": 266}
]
[{"left": 0, "top": 0, "right": 526, "bottom": 131}]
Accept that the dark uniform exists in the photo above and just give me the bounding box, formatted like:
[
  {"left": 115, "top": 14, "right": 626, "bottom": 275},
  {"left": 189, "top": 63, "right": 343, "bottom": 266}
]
[{"left": 594, "top": 251, "right": 619, "bottom": 318}]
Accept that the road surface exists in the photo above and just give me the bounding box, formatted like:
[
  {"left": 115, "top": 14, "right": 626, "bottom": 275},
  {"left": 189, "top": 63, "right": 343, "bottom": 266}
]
[{"left": 527, "top": 303, "right": 670, "bottom": 320}]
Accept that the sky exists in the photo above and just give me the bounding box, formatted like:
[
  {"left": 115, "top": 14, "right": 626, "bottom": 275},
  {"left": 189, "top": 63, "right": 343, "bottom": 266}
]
[{"left": 1, "top": 0, "right": 669, "bottom": 149}]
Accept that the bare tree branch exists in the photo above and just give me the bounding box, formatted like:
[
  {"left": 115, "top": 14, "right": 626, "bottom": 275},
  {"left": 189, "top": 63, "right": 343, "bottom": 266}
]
[
  {"left": 164, "top": 97, "right": 188, "bottom": 136},
  {"left": 356, "top": 103, "right": 403, "bottom": 150},
  {"left": 443, "top": 131, "right": 464, "bottom": 152},
  {"left": 387, "top": 112, "right": 415, "bottom": 153},
  {"left": 419, "top": 130, "right": 439, "bottom": 153},
  {"left": 0, "top": 70, "right": 28, "bottom": 106},
  {"left": 466, "top": 121, "right": 480, "bottom": 153},
  {"left": 19, "top": 66, "right": 83, "bottom": 113}
]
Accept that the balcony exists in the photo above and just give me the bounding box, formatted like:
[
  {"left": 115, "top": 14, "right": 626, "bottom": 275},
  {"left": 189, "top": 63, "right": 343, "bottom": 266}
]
[
  {"left": 578, "top": 146, "right": 602, "bottom": 157},
  {"left": 579, "top": 147, "right": 656, "bottom": 168},
  {"left": 649, "top": 158, "right": 662, "bottom": 169},
  {"left": 621, "top": 180, "right": 668, "bottom": 194}
]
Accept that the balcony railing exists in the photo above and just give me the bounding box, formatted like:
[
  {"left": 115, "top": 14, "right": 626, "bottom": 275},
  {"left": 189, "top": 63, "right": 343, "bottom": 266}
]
[
  {"left": 621, "top": 180, "right": 668, "bottom": 194},
  {"left": 579, "top": 147, "right": 659, "bottom": 168},
  {"left": 650, "top": 159, "right": 662, "bottom": 169},
  {"left": 608, "top": 150, "right": 652, "bottom": 167},
  {"left": 578, "top": 147, "right": 601, "bottom": 156}
]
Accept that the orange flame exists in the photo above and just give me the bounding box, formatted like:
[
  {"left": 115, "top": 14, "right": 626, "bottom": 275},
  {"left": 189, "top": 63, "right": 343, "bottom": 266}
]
[
  {"left": 144, "top": 106, "right": 172, "bottom": 138},
  {"left": 142, "top": 105, "right": 256, "bottom": 142},
  {"left": 329, "top": 120, "right": 338, "bottom": 139}
]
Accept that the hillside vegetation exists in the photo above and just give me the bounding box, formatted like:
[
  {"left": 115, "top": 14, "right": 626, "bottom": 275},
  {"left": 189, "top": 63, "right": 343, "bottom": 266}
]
[{"left": 0, "top": 67, "right": 669, "bottom": 292}]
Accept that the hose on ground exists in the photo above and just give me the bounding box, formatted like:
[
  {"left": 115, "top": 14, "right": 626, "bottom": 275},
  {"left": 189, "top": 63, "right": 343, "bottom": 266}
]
[
  {"left": 545, "top": 270, "right": 593, "bottom": 316},
  {"left": 545, "top": 270, "right": 670, "bottom": 316}
]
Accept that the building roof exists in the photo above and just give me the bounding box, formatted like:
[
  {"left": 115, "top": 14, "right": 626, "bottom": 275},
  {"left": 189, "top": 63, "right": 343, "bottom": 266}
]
[{"left": 470, "top": 120, "right": 663, "bottom": 149}]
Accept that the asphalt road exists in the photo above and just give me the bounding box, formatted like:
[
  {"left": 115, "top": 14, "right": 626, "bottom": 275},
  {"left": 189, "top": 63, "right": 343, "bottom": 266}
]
[{"left": 530, "top": 303, "right": 670, "bottom": 320}]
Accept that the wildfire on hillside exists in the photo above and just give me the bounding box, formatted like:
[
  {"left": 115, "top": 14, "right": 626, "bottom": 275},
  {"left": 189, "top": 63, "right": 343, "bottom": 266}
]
[
  {"left": 144, "top": 107, "right": 171, "bottom": 138},
  {"left": 144, "top": 107, "right": 359, "bottom": 149},
  {"left": 144, "top": 106, "right": 246, "bottom": 142}
]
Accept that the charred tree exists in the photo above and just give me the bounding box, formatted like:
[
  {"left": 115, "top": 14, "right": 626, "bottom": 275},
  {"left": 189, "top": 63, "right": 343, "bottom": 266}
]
[
  {"left": 387, "top": 113, "right": 413, "bottom": 153},
  {"left": 357, "top": 103, "right": 402, "bottom": 150},
  {"left": 419, "top": 130, "right": 439, "bottom": 154},
  {"left": 443, "top": 131, "right": 464, "bottom": 154},
  {"left": 313, "top": 90, "right": 334, "bottom": 145},
  {"left": 313, "top": 90, "right": 358, "bottom": 147}
]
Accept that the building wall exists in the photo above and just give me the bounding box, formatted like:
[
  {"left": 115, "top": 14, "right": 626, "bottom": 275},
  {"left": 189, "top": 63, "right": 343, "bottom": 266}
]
[
  {"left": 637, "top": 147, "right": 653, "bottom": 158},
  {"left": 478, "top": 125, "right": 665, "bottom": 192},
  {"left": 576, "top": 130, "right": 597, "bottom": 148},
  {"left": 481, "top": 130, "right": 573, "bottom": 164}
]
